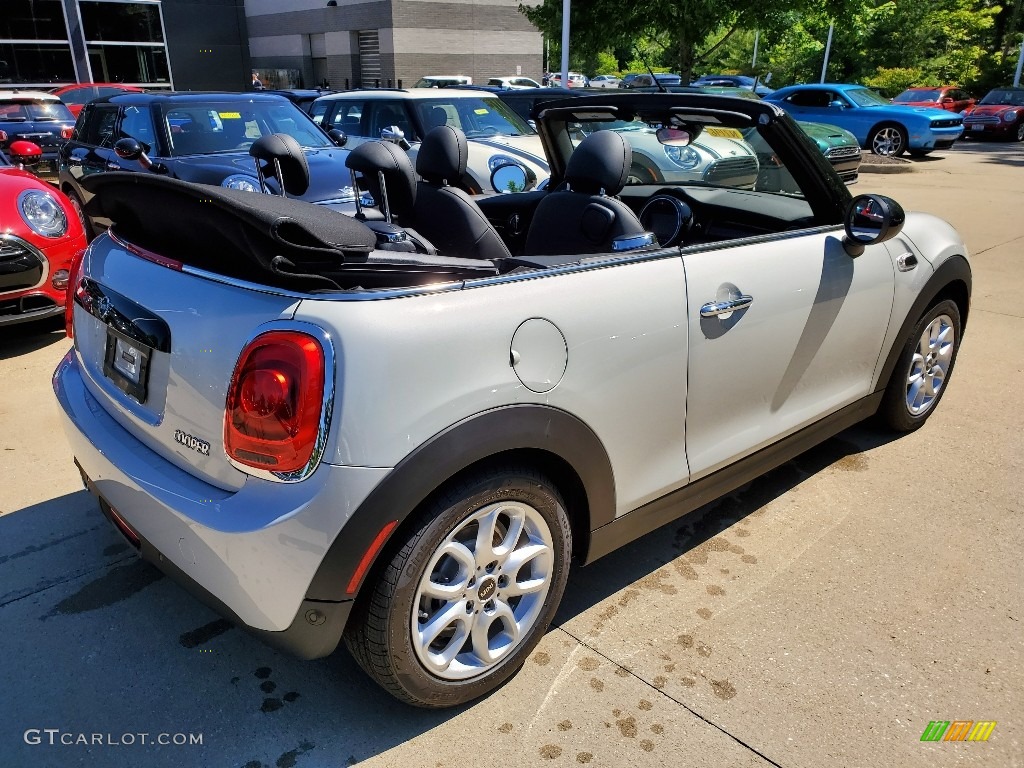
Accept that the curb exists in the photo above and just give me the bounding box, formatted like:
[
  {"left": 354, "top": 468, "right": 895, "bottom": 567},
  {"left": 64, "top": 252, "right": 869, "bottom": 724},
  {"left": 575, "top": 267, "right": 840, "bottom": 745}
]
[{"left": 859, "top": 161, "right": 916, "bottom": 174}]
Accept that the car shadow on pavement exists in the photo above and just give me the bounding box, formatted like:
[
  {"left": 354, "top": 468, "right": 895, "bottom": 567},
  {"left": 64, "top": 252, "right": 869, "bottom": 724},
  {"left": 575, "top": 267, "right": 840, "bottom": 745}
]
[
  {"left": 554, "top": 422, "right": 901, "bottom": 625},
  {"left": 0, "top": 316, "right": 68, "bottom": 360}
]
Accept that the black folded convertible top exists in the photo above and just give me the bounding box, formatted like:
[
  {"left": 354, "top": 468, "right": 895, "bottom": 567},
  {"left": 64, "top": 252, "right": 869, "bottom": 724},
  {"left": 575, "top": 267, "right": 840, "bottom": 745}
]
[{"left": 82, "top": 173, "right": 376, "bottom": 288}]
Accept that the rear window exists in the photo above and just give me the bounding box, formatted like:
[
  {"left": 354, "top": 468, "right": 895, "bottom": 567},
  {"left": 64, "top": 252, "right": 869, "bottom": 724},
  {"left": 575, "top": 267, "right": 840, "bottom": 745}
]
[
  {"left": 161, "top": 101, "right": 332, "bottom": 156},
  {"left": 0, "top": 99, "right": 75, "bottom": 122}
]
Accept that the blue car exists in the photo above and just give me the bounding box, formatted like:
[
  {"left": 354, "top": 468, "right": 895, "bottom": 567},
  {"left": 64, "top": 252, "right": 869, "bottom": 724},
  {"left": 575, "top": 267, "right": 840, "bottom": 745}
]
[{"left": 765, "top": 83, "right": 963, "bottom": 157}]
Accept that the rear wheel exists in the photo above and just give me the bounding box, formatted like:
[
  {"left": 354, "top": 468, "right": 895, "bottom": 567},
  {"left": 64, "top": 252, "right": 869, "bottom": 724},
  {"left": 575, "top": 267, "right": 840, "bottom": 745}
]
[
  {"left": 878, "top": 299, "right": 961, "bottom": 432},
  {"left": 1016, "top": 122, "right": 1024, "bottom": 142},
  {"left": 869, "top": 124, "right": 908, "bottom": 157},
  {"left": 345, "top": 467, "right": 572, "bottom": 708}
]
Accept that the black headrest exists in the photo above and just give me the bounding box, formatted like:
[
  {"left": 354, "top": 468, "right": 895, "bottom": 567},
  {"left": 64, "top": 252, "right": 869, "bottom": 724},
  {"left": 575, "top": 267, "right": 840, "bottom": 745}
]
[
  {"left": 426, "top": 106, "right": 449, "bottom": 129},
  {"left": 416, "top": 125, "right": 468, "bottom": 186},
  {"left": 249, "top": 133, "right": 310, "bottom": 196},
  {"left": 564, "top": 130, "right": 632, "bottom": 195},
  {"left": 345, "top": 140, "right": 417, "bottom": 222}
]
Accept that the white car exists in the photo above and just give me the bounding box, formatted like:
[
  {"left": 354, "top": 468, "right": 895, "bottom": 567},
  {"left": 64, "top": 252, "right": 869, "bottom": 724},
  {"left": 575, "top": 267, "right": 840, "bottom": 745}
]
[
  {"left": 55, "top": 92, "right": 970, "bottom": 709},
  {"left": 413, "top": 75, "right": 472, "bottom": 88},
  {"left": 314, "top": 88, "right": 549, "bottom": 193},
  {"left": 487, "top": 77, "right": 542, "bottom": 90},
  {"left": 548, "top": 72, "right": 588, "bottom": 88},
  {"left": 589, "top": 74, "right": 621, "bottom": 88}
]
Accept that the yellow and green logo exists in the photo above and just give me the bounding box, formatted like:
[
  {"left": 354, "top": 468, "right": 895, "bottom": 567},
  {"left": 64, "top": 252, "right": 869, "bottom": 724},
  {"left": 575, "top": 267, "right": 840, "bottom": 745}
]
[{"left": 920, "top": 721, "right": 996, "bottom": 742}]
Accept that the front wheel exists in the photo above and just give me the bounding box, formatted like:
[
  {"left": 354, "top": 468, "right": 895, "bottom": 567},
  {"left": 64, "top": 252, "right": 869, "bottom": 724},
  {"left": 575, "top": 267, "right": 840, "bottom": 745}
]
[
  {"left": 878, "top": 299, "right": 961, "bottom": 432},
  {"left": 65, "top": 189, "right": 93, "bottom": 242},
  {"left": 869, "top": 124, "right": 908, "bottom": 157},
  {"left": 344, "top": 467, "right": 572, "bottom": 708},
  {"left": 1016, "top": 122, "right": 1024, "bottom": 142}
]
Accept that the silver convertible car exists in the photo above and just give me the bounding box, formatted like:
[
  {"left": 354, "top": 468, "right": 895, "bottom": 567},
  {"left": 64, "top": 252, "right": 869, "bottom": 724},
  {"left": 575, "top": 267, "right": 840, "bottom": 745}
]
[{"left": 54, "top": 93, "right": 970, "bottom": 708}]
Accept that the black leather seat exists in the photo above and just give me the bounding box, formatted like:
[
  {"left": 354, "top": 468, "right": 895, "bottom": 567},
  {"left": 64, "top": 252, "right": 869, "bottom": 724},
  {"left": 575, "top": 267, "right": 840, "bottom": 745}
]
[
  {"left": 412, "top": 126, "right": 510, "bottom": 260},
  {"left": 522, "top": 130, "right": 647, "bottom": 256},
  {"left": 344, "top": 130, "right": 510, "bottom": 260},
  {"left": 344, "top": 139, "right": 418, "bottom": 224}
]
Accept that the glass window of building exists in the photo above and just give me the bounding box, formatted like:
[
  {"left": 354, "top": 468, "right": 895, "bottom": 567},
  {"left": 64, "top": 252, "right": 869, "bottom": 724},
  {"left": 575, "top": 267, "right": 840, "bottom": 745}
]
[
  {"left": 0, "top": 1, "right": 75, "bottom": 85},
  {"left": 79, "top": 1, "right": 170, "bottom": 87}
]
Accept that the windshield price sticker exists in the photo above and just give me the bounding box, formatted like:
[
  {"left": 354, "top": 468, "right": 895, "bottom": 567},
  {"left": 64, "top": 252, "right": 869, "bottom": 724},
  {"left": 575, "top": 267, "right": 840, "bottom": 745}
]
[
  {"left": 219, "top": 112, "right": 242, "bottom": 119},
  {"left": 705, "top": 126, "right": 744, "bottom": 139},
  {"left": 474, "top": 108, "right": 489, "bottom": 115}
]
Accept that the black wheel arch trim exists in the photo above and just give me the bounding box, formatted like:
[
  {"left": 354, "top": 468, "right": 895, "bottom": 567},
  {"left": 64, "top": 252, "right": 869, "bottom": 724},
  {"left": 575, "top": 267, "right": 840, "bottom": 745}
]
[
  {"left": 875, "top": 254, "right": 971, "bottom": 391},
  {"left": 303, "top": 404, "right": 617, "bottom": 604}
]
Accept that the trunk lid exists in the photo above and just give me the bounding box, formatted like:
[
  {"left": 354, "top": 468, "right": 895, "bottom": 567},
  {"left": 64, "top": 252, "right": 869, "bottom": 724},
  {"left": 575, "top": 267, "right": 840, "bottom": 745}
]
[{"left": 72, "top": 235, "right": 302, "bottom": 490}]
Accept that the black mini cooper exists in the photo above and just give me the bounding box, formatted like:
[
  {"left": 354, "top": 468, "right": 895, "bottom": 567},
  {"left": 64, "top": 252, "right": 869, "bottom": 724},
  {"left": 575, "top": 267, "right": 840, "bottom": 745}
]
[{"left": 57, "top": 92, "right": 352, "bottom": 238}]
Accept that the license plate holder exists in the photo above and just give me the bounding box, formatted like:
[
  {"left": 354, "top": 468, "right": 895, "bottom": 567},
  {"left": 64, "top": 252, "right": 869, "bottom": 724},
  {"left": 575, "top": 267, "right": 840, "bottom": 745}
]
[
  {"left": 971, "top": 124, "right": 984, "bottom": 131},
  {"left": 103, "top": 327, "right": 152, "bottom": 403}
]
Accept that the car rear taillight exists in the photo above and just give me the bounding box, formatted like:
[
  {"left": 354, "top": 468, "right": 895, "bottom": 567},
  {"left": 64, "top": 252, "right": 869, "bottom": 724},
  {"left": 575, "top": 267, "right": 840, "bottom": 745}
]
[
  {"left": 65, "top": 247, "right": 87, "bottom": 338},
  {"left": 225, "top": 331, "right": 325, "bottom": 474},
  {"left": 60, "top": 127, "right": 74, "bottom": 140}
]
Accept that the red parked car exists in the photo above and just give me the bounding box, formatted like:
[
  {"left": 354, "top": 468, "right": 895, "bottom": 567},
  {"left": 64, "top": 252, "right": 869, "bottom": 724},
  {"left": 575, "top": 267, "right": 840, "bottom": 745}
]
[
  {"left": 50, "top": 83, "right": 145, "bottom": 117},
  {"left": 961, "top": 87, "right": 1024, "bottom": 141},
  {"left": 0, "top": 145, "right": 87, "bottom": 326},
  {"left": 892, "top": 86, "right": 975, "bottom": 113}
]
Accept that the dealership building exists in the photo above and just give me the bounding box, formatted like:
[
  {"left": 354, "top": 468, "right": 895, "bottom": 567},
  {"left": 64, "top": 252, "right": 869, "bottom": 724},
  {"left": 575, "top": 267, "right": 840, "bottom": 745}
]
[
  {"left": 246, "top": 0, "right": 543, "bottom": 90},
  {"left": 1, "top": 0, "right": 540, "bottom": 92}
]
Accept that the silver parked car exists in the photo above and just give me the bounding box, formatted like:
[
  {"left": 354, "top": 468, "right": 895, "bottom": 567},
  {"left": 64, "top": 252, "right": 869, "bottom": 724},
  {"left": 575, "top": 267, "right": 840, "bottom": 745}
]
[{"left": 55, "top": 93, "right": 970, "bottom": 708}]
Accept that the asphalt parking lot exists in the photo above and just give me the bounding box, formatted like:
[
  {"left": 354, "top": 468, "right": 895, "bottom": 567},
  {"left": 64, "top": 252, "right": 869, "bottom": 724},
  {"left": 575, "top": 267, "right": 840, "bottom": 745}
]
[{"left": 1, "top": 140, "right": 1021, "bottom": 768}]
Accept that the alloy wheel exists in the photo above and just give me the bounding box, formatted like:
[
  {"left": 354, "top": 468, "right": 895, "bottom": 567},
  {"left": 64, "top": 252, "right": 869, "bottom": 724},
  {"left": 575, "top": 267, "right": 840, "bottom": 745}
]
[
  {"left": 905, "top": 313, "right": 956, "bottom": 416},
  {"left": 871, "top": 127, "right": 905, "bottom": 156},
  {"left": 411, "top": 499, "right": 554, "bottom": 680}
]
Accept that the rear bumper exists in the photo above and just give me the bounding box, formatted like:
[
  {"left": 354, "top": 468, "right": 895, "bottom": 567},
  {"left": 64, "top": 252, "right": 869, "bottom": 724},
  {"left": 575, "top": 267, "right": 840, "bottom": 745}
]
[{"left": 53, "top": 349, "right": 390, "bottom": 655}]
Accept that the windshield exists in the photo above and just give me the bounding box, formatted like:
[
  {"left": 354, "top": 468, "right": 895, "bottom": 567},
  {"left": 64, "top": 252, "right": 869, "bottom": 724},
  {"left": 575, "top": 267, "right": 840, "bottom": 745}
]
[
  {"left": 160, "top": 101, "right": 332, "bottom": 156},
  {"left": 845, "top": 88, "right": 889, "bottom": 107},
  {"left": 412, "top": 97, "right": 534, "bottom": 138},
  {"left": 565, "top": 115, "right": 801, "bottom": 197},
  {"left": 980, "top": 89, "right": 1024, "bottom": 106},
  {"left": 894, "top": 89, "right": 941, "bottom": 103},
  {"left": 0, "top": 99, "right": 75, "bottom": 123}
]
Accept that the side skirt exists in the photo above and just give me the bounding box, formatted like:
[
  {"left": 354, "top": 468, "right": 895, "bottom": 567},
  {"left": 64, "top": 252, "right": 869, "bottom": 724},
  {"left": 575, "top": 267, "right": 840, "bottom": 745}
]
[{"left": 584, "top": 392, "right": 884, "bottom": 564}]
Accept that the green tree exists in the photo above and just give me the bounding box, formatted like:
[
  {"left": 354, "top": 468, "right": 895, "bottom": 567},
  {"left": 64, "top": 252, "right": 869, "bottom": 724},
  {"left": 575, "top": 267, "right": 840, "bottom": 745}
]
[{"left": 519, "top": 0, "right": 816, "bottom": 82}]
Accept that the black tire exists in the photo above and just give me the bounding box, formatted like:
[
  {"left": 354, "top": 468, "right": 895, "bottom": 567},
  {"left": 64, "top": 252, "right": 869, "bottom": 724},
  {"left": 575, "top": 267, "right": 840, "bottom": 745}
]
[
  {"left": 878, "top": 299, "right": 961, "bottom": 432},
  {"left": 64, "top": 188, "right": 93, "bottom": 242},
  {"left": 344, "top": 466, "right": 572, "bottom": 708},
  {"left": 868, "top": 123, "right": 908, "bottom": 157},
  {"left": 1016, "top": 121, "right": 1024, "bottom": 142}
]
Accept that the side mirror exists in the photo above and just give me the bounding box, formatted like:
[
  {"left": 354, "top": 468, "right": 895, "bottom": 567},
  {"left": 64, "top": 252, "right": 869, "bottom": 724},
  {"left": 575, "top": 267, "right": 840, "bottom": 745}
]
[
  {"left": 114, "top": 137, "right": 143, "bottom": 161},
  {"left": 114, "top": 136, "right": 163, "bottom": 172},
  {"left": 8, "top": 139, "right": 42, "bottom": 167},
  {"left": 828, "top": 100, "right": 846, "bottom": 109},
  {"left": 490, "top": 163, "right": 532, "bottom": 193},
  {"left": 328, "top": 128, "right": 347, "bottom": 147},
  {"left": 380, "top": 125, "right": 411, "bottom": 150},
  {"left": 843, "top": 193, "right": 905, "bottom": 257}
]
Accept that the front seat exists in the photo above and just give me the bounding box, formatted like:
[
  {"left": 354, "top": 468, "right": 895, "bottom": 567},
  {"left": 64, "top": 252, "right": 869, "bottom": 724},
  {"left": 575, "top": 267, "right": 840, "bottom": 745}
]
[
  {"left": 522, "top": 130, "right": 647, "bottom": 256},
  {"left": 344, "top": 139, "right": 418, "bottom": 224},
  {"left": 413, "top": 125, "right": 510, "bottom": 260}
]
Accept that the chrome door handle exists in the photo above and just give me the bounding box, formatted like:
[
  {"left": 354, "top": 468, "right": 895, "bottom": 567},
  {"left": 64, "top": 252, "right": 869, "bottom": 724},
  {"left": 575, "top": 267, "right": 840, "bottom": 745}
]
[{"left": 700, "top": 295, "right": 753, "bottom": 317}]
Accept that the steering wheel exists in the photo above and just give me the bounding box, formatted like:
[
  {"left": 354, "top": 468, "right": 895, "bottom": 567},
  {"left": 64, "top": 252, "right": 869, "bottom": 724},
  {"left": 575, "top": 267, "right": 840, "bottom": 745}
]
[
  {"left": 235, "top": 140, "right": 255, "bottom": 150},
  {"left": 474, "top": 126, "right": 499, "bottom": 137}
]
